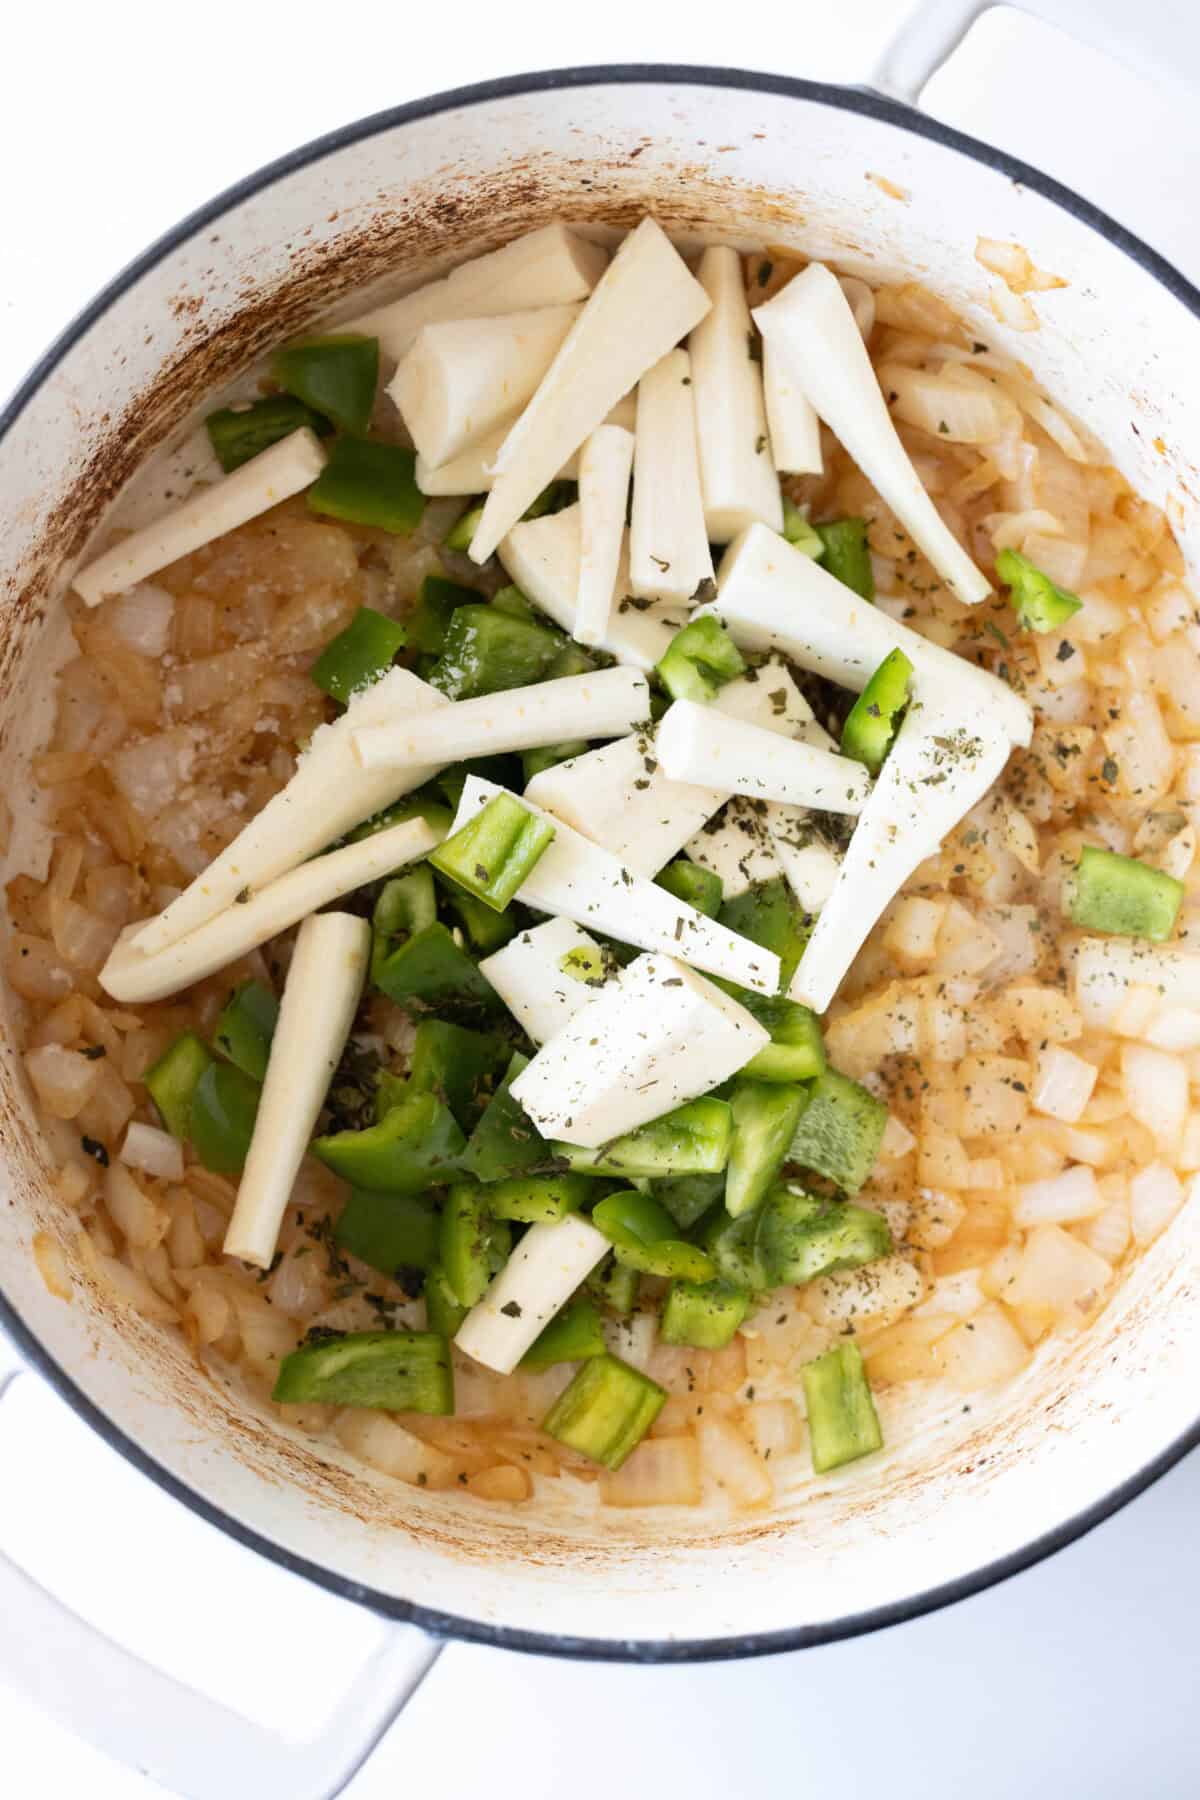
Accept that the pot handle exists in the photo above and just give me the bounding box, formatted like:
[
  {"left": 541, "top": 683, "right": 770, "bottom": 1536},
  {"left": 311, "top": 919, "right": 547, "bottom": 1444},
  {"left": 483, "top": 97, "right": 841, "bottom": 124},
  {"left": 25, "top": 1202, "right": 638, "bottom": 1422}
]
[
  {"left": 0, "top": 1338, "right": 444, "bottom": 1800},
  {"left": 872, "top": 0, "right": 1193, "bottom": 105}
]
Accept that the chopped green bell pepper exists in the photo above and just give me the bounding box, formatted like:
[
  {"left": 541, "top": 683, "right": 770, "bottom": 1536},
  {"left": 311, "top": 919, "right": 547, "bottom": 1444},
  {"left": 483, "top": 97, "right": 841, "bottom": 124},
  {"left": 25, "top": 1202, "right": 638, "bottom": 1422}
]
[
  {"left": 424, "top": 1261, "right": 468, "bottom": 1337},
  {"left": 144, "top": 1031, "right": 214, "bottom": 1139},
  {"left": 440, "top": 1182, "right": 512, "bottom": 1307},
  {"left": 788, "top": 1068, "right": 887, "bottom": 1193},
  {"left": 444, "top": 501, "right": 484, "bottom": 553},
  {"left": 555, "top": 1097, "right": 734, "bottom": 1179},
  {"left": 429, "top": 792, "right": 555, "bottom": 912},
  {"left": 585, "top": 1254, "right": 640, "bottom": 1316},
  {"left": 758, "top": 1186, "right": 892, "bottom": 1285},
  {"left": 521, "top": 1295, "right": 606, "bottom": 1368},
  {"left": 729, "top": 989, "right": 826, "bottom": 1084},
  {"left": 407, "top": 575, "right": 479, "bottom": 657},
  {"left": 334, "top": 1189, "right": 440, "bottom": 1280},
  {"left": 313, "top": 1089, "right": 466, "bottom": 1194},
  {"left": 491, "top": 583, "right": 536, "bottom": 621},
  {"left": 310, "top": 606, "right": 406, "bottom": 706},
  {"left": 407, "top": 1019, "right": 511, "bottom": 1131},
  {"left": 348, "top": 788, "right": 453, "bottom": 845},
  {"left": 997, "top": 546, "right": 1083, "bottom": 634},
  {"left": 660, "top": 1277, "right": 750, "bottom": 1349},
  {"left": 656, "top": 615, "right": 747, "bottom": 704},
  {"left": 205, "top": 394, "right": 331, "bottom": 473},
  {"left": 460, "top": 1052, "right": 551, "bottom": 1182},
  {"left": 781, "top": 499, "right": 825, "bottom": 557},
  {"left": 308, "top": 438, "right": 425, "bottom": 535},
  {"left": 373, "top": 923, "right": 498, "bottom": 1014},
  {"left": 801, "top": 1341, "right": 883, "bottom": 1472},
  {"left": 273, "top": 1329, "right": 453, "bottom": 1414},
  {"left": 1066, "top": 844, "right": 1183, "bottom": 942},
  {"left": 695, "top": 1204, "right": 768, "bottom": 1292},
  {"left": 436, "top": 753, "right": 523, "bottom": 813},
  {"left": 841, "top": 647, "right": 913, "bottom": 775},
  {"left": 482, "top": 1172, "right": 596, "bottom": 1224},
  {"left": 592, "top": 1189, "right": 717, "bottom": 1283},
  {"left": 541, "top": 1352, "right": 666, "bottom": 1470},
  {"left": 212, "top": 981, "right": 278, "bottom": 1084},
  {"left": 654, "top": 858, "right": 724, "bottom": 919},
  {"left": 522, "top": 740, "right": 589, "bottom": 782},
  {"left": 271, "top": 333, "right": 379, "bottom": 436},
  {"left": 189, "top": 1062, "right": 260, "bottom": 1176},
  {"left": 726, "top": 1080, "right": 808, "bottom": 1217},
  {"left": 429, "top": 605, "right": 562, "bottom": 700},
  {"left": 652, "top": 1172, "right": 726, "bottom": 1232},
  {"left": 814, "top": 518, "right": 874, "bottom": 601},
  {"left": 719, "top": 876, "right": 810, "bottom": 991},
  {"left": 435, "top": 878, "right": 519, "bottom": 955}
]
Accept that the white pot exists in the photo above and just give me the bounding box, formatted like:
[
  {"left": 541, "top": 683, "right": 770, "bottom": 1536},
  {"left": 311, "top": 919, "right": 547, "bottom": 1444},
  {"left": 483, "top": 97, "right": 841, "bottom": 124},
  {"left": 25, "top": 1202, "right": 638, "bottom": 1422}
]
[{"left": 1, "top": 54, "right": 1199, "bottom": 1799}]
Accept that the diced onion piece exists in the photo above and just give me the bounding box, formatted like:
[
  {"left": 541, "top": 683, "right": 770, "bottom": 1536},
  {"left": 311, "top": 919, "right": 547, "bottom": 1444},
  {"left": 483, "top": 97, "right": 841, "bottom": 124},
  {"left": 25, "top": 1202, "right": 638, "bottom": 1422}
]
[
  {"left": 105, "top": 1162, "right": 169, "bottom": 1251},
  {"left": 804, "top": 1254, "right": 926, "bottom": 1331},
  {"left": 1031, "top": 1046, "right": 1098, "bottom": 1123},
  {"left": 689, "top": 247, "right": 783, "bottom": 542},
  {"left": 599, "top": 1435, "right": 701, "bottom": 1507},
  {"left": 135, "top": 666, "right": 448, "bottom": 956},
  {"left": 1121, "top": 1042, "right": 1188, "bottom": 1150},
  {"left": 77, "top": 1227, "right": 179, "bottom": 1324},
  {"left": 334, "top": 1407, "right": 457, "bottom": 1488},
  {"left": 1129, "top": 1162, "right": 1186, "bottom": 1245},
  {"left": 109, "top": 583, "right": 175, "bottom": 657},
  {"left": 390, "top": 303, "right": 582, "bottom": 466},
  {"left": 744, "top": 1398, "right": 802, "bottom": 1460},
  {"left": 1007, "top": 1224, "right": 1112, "bottom": 1318},
  {"left": 1074, "top": 938, "right": 1200, "bottom": 1032},
  {"left": 224, "top": 913, "right": 370, "bottom": 1269},
  {"left": 351, "top": 668, "right": 649, "bottom": 773},
  {"left": 1013, "top": 1164, "right": 1102, "bottom": 1227},
  {"left": 881, "top": 364, "right": 1012, "bottom": 444},
  {"left": 1080, "top": 1196, "right": 1131, "bottom": 1263},
  {"left": 101, "top": 817, "right": 436, "bottom": 1005},
  {"left": 629, "top": 348, "right": 714, "bottom": 603},
  {"left": 470, "top": 219, "right": 711, "bottom": 563},
  {"left": 697, "top": 1414, "right": 773, "bottom": 1508},
  {"left": 73, "top": 431, "right": 326, "bottom": 606},
  {"left": 575, "top": 423, "right": 635, "bottom": 645},
  {"left": 345, "top": 222, "right": 609, "bottom": 361},
  {"left": 33, "top": 1230, "right": 73, "bottom": 1303},
  {"left": 120, "top": 1121, "right": 185, "bottom": 1184},
  {"left": 24, "top": 1045, "right": 103, "bottom": 1120},
  {"left": 941, "top": 1302, "right": 1029, "bottom": 1391},
  {"left": 752, "top": 264, "right": 990, "bottom": 605}
]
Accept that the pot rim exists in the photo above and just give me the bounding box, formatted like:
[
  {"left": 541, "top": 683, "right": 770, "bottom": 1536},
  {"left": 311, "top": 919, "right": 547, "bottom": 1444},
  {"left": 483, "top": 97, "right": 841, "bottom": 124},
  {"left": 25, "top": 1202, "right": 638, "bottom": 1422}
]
[{"left": 3, "top": 62, "right": 1199, "bottom": 1665}]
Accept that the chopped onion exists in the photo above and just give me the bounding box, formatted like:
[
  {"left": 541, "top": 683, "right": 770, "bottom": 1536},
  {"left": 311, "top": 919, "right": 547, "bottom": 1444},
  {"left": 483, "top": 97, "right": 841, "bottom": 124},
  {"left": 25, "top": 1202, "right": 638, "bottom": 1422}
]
[
  {"left": 77, "top": 1226, "right": 179, "bottom": 1324},
  {"left": 804, "top": 1254, "right": 926, "bottom": 1330},
  {"left": 120, "top": 1120, "right": 184, "bottom": 1183},
  {"left": 467, "top": 1464, "right": 532, "bottom": 1503},
  {"left": 881, "top": 365, "right": 1011, "bottom": 444},
  {"left": 1014, "top": 1164, "right": 1101, "bottom": 1227},
  {"left": 1129, "top": 1163, "right": 1186, "bottom": 1246},
  {"left": 744, "top": 1398, "right": 802, "bottom": 1460},
  {"left": 24, "top": 1044, "right": 102, "bottom": 1120},
  {"left": 106, "top": 1162, "right": 169, "bottom": 1251},
  {"left": 33, "top": 1230, "right": 73, "bottom": 1302},
  {"left": 1032, "top": 1046, "right": 1098, "bottom": 1123},
  {"left": 1007, "top": 1224, "right": 1112, "bottom": 1319},
  {"left": 941, "top": 1302, "right": 1029, "bottom": 1391},
  {"left": 600, "top": 1435, "right": 701, "bottom": 1507},
  {"left": 1080, "top": 1195, "right": 1131, "bottom": 1263},
  {"left": 334, "top": 1408, "right": 456, "bottom": 1488},
  {"left": 1121, "top": 1042, "right": 1188, "bottom": 1150},
  {"left": 109, "top": 583, "right": 175, "bottom": 658},
  {"left": 698, "top": 1414, "right": 773, "bottom": 1508}
]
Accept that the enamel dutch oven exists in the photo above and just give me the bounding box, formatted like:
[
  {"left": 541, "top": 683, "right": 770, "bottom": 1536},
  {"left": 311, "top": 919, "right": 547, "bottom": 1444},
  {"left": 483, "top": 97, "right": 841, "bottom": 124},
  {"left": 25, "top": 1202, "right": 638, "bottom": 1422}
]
[{"left": 1, "top": 45, "right": 1199, "bottom": 1800}]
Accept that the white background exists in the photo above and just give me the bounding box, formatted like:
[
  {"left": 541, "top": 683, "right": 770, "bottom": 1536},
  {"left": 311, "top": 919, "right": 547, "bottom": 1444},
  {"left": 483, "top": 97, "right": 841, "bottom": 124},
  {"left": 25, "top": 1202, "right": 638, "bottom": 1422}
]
[{"left": 4, "top": 3, "right": 1200, "bottom": 1795}]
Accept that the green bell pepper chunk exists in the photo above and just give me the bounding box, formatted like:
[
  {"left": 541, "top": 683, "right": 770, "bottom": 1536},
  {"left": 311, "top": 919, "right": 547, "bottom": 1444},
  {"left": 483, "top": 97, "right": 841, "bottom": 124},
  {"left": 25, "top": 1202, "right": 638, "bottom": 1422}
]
[
  {"left": 375, "top": 865, "right": 438, "bottom": 941},
  {"left": 459, "top": 1052, "right": 551, "bottom": 1182},
  {"left": 436, "top": 753, "right": 523, "bottom": 813},
  {"left": 491, "top": 584, "right": 536, "bottom": 621},
  {"left": 212, "top": 981, "right": 279, "bottom": 1084},
  {"left": 758, "top": 1185, "right": 892, "bottom": 1286},
  {"left": 521, "top": 1295, "right": 607, "bottom": 1368},
  {"left": 555, "top": 1098, "right": 734, "bottom": 1180},
  {"left": 1065, "top": 844, "right": 1183, "bottom": 942},
  {"left": 801, "top": 1342, "right": 883, "bottom": 1472},
  {"left": 592, "top": 1189, "right": 717, "bottom": 1283},
  {"left": 585, "top": 1254, "right": 640, "bottom": 1316},
  {"left": 719, "top": 876, "right": 810, "bottom": 992},
  {"left": 695, "top": 1204, "right": 769, "bottom": 1292},
  {"left": 313, "top": 1089, "right": 466, "bottom": 1194},
  {"left": 652, "top": 1172, "right": 726, "bottom": 1232},
  {"left": 424, "top": 1261, "right": 468, "bottom": 1337},
  {"left": 654, "top": 858, "right": 723, "bottom": 919},
  {"left": 373, "top": 923, "right": 498, "bottom": 1014},
  {"left": 308, "top": 438, "right": 425, "bottom": 535},
  {"left": 814, "top": 518, "right": 874, "bottom": 601},
  {"left": 373, "top": 1070, "right": 411, "bottom": 1124},
  {"left": 725, "top": 1080, "right": 808, "bottom": 1217},
  {"left": 660, "top": 1277, "right": 750, "bottom": 1349},
  {"left": 435, "top": 878, "right": 519, "bottom": 955},
  {"left": 271, "top": 333, "right": 379, "bottom": 436},
  {"left": 522, "top": 740, "right": 589, "bottom": 782},
  {"left": 407, "top": 575, "right": 479, "bottom": 657},
  {"left": 406, "top": 1019, "right": 511, "bottom": 1131},
  {"left": 522, "top": 480, "right": 577, "bottom": 521},
  {"left": 656, "top": 615, "right": 747, "bottom": 704},
  {"left": 781, "top": 498, "right": 825, "bottom": 557},
  {"left": 997, "top": 546, "right": 1083, "bottom": 634},
  {"left": 440, "top": 1182, "right": 512, "bottom": 1307},
  {"left": 482, "top": 1172, "right": 595, "bottom": 1224},
  {"left": 727, "top": 988, "right": 826, "bottom": 1084},
  {"left": 143, "top": 1032, "right": 214, "bottom": 1139},
  {"left": 429, "top": 604, "right": 562, "bottom": 700},
  {"left": 189, "top": 1062, "right": 260, "bottom": 1176},
  {"left": 788, "top": 1068, "right": 888, "bottom": 1193},
  {"left": 430, "top": 792, "right": 555, "bottom": 912},
  {"left": 273, "top": 1330, "right": 453, "bottom": 1414},
  {"left": 444, "top": 501, "right": 485, "bottom": 553},
  {"left": 542, "top": 1352, "right": 666, "bottom": 1470},
  {"left": 334, "top": 1189, "right": 440, "bottom": 1281},
  {"left": 841, "top": 647, "right": 913, "bottom": 775},
  {"left": 205, "top": 394, "right": 331, "bottom": 473},
  {"left": 348, "top": 788, "right": 454, "bottom": 845},
  {"left": 546, "top": 639, "right": 595, "bottom": 678},
  {"left": 310, "top": 606, "right": 406, "bottom": 706}
]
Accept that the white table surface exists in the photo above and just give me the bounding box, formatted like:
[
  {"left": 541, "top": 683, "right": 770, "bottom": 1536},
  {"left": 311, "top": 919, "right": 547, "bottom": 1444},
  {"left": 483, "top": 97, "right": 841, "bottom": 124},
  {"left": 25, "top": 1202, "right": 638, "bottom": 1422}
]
[{"left": 4, "top": 3, "right": 1200, "bottom": 1794}]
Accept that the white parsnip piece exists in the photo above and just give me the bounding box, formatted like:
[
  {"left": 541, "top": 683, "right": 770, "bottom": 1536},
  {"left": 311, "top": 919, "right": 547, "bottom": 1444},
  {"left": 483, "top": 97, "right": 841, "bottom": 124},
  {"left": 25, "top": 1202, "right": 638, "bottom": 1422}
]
[
  {"left": 101, "top": 818, "right": 437, "bottom": 1005},
  {"left": 223, "top": 914, "right": 370, "bottom": 1269},
  {"left": 479, "top": 917, "right": 608, "bottom": 1045},
  {"left": 470, "top": 219, "right": 711, "bottom": 563},
  {"left": 689, "top": 247, "right": 782, "bottom": 543},
  {"left": 73, "top": 430, "right": 326, "bottom": 606},
  {"left": 351, "top": 667, "right": 649, "bottom": 772},
  {"left": 414, "top": 395, "right": 636, "bottom": 497},
  {"left": 524, "top": 732, "right": 724, "bottom": 879},
  {"left": 390, "top": 303, "right": 582, "bottom": 467},
  {"left": 762, "top": 338, "right": 823, "bottom": 475},
  {"left": 629, "top": 348, "right": 713, "bottom": 603},
  {"left": 455, "top": 1216, "right": 611, "bottom": 1374},
  {"left": 451, "top": 777, "right": 780, "bottom": 993},
  {"left": 752, "top": 263, "right": 991, "bottom": 605},
  {"left": 576, "top": 423, "right": 635, "bottom": 646},
  {"left": 791, "top": 687, "right": 1013, "bottom": 1013},
  {"left": 345, "top": 222, "right": 608, "bottom": 361},
  {"left": 697, "top": 523, "right": 1032, "bottom": 747},
  {"left": 134, "top": 668, "right": 448, "bottom": 955},
  {"left": 657, "top": 700, "right": 871, "bottom": 815},
  {"left": 499, "top": 504, "right": 686, "bottom": 671}
]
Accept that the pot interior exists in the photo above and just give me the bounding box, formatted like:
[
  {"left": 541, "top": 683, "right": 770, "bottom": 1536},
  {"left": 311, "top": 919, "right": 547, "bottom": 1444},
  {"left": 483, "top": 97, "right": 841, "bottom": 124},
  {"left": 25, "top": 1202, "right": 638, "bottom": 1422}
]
[{"left": 2, "top": 73, "right": 1199, "bottom": 1651}]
